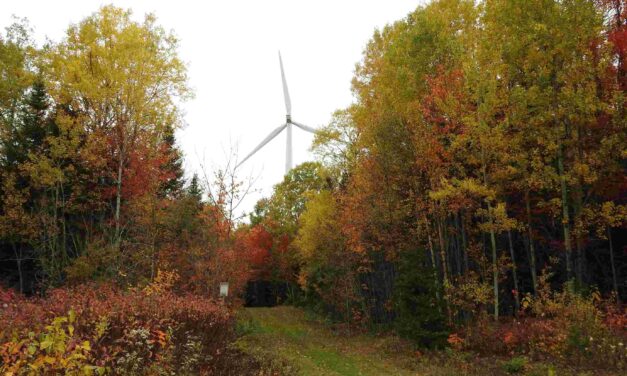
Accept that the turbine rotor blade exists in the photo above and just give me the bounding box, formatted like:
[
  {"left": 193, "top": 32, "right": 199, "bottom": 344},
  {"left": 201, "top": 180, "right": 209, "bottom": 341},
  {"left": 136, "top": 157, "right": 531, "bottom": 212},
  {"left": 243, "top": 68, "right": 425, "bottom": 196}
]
[
  {"left": 291, "top": 120, "right": 317, "bottom": 134},
  {"left": 279, "top": 51, "right": 292, "bottom": 116},
  {"left": 236, "top": 123, "right": 288, "bottom": 168}
]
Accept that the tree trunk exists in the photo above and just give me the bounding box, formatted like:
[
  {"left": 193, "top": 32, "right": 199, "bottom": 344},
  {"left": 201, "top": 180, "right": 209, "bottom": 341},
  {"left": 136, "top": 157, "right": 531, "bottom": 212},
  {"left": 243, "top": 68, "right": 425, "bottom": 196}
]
[
  {"left": 437, "top": 216, "right": 449, "bottom": 287},
  {"left": 488, "top": 204, "right": 499, "bottom": 321},
  {"left": 52, "top": 185, "right": 59, "bottom": 280},
  {"left": 115, "top": 146, "right": 124, "bottom": 245},
  {"left": 525, "top": 190, "right": 538, "bottom": 294},
  {"left": 60, "top": 183, "right": 68, "bottom": 269},
  {"left": 17, "top": 259, "right": 23, "bottom": 294},
  {"left": 557, "top": 143, "right": 573, "bottom": 280},
  {"left": 13, "top": 244, "right": 23, "bottom": 294},
  {"left": 608, "top": 228, "right": 619, "bottom": 304},
  {"left": 437, "top": 216, "right": 453, "bottom": 323},
  {"left": 482, "top": 147, "right": 499, "bottom": 321},
  {"left": 426, "top": 223, "right": 438, "bottom": 274},
  {"left": 508, "top": 230, "right": 520, "bottom": 312},
  {"left": 576, "top": 236, "right": 585, "bottom": 287},
  {"left": 454, "top": 212, "right": 463, "bottom": 275},
  {"left": 574, "top": 123, "right": 587, "bottom": 286},
  {"left": 425, "top": 218, "right": 441, "bottom": 304},
  {"left": 461, "top": 211, "right": 469, "bottom": 272}
]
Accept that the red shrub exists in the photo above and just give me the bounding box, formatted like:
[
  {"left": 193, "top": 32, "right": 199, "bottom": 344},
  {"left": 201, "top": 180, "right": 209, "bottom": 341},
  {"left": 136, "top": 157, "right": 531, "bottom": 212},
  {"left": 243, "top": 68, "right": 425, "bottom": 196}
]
[
  {"left": 604, "top": 304, "right": 627, "bottom": 337},
  {"left": 0, "top": 283, "right": 234, "bottom": 374},
  {"left": 461, "top": 295, "right": 627, "bottom": 372}
]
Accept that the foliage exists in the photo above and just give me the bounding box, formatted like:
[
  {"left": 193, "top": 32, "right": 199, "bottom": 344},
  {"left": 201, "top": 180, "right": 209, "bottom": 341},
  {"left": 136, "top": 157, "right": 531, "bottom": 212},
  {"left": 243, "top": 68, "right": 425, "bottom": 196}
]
[
  {"left": 263, "top": 162, "right": 330, "bottom": 236},
  {"left": 460, "top": 283, "right": 626, "bottom": 371},
  {"left": 0, "top": 283, "right": 234, "bottom": 374},
  {"left": 445, "top": 271, "right": 492, "bottom": 318},
  {"left": 311, "top": 108, "right": 360, "bottom": 184},
  {"left": 0, "top": 309, "right": 105, "bottom": 375},
  {"left": 0, "top": 5, "right": 195, "bottom": 291},
  {"left": 246, "top": 162, "right": 331, "bottom": 284},
  {"left": 502, "top": 356, "right": 527, "bottom": 374}
]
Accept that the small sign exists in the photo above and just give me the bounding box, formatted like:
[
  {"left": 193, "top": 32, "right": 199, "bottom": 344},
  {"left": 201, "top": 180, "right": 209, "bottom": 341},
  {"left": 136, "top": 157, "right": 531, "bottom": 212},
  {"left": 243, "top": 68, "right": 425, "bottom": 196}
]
[{"left": 219, "top": 282, "right": 229, "bottom": 297}]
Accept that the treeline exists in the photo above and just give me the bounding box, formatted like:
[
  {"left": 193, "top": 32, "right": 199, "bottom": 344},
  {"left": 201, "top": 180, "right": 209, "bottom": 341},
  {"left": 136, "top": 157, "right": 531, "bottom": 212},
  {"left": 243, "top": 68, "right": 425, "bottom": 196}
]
[
  {"left": 244, "top": 0, "right": 626, "bottom": 347},
  {"left": 0, "top": 7, "right": 250, "bottom": 296}
]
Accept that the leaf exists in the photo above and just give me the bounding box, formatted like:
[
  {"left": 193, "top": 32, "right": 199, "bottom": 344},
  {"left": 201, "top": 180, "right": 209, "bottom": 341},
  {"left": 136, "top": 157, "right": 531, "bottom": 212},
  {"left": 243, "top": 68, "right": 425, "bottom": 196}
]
[
  {"left": 82, "top": 341, "right": 91, "bottom": 351},
  {"left": 39, "top": 339, "right": 53, "bottom": 351},
  {"left": 69, "top": 309, "right": 76, "bottom": 324},
  {"left": 27, "top": 344, "right": 37, "bottom": 355}
]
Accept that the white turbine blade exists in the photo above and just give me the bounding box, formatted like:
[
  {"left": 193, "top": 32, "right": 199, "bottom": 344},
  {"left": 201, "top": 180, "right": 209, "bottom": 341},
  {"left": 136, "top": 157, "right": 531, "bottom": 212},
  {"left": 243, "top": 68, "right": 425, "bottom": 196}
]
[
  {"left": 236, "top": 124, "right": 288, "bottom": 168},
  {"left": 279, "top": 51, "right": 292, "bottom": 116},
  {"left": 291, "top": 120, "right": 317, "bottom": 134}
]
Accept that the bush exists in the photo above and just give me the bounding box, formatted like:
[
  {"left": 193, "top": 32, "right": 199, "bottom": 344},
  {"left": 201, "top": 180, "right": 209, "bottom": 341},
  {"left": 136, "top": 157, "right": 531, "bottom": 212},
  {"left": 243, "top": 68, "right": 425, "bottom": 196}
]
[
  {"left": 502, "top": 356, "right": 527, "bottom": 374},
  {"left": 0, "top": 282, "right": 234, "bottom": 374},
  {"left": 461, "top": 281, "right": 626, "bottom": 372},
  {"left": 0, "top": 309, "right": 105, "bottom": 375}
]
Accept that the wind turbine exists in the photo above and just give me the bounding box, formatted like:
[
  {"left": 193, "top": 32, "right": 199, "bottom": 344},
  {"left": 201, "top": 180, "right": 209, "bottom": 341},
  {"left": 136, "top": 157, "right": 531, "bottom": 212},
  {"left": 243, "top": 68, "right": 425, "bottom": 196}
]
[{"left": 236, "top": 52, "right": 316, "bottom": 174}]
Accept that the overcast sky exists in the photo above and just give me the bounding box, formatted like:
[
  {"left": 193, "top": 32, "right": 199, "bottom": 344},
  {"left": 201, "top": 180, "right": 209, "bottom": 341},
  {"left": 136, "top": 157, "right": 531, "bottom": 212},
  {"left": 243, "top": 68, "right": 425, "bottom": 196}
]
[{"left": 0, "top": 0, "right": 422, "bottom": 219}]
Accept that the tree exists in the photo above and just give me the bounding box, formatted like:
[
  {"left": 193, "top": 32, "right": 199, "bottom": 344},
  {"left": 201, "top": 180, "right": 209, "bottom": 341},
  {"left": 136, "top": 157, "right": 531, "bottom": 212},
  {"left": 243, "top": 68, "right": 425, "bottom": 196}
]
[
  {"left": 0, "top": 173, "right": 37, "bottom": 293},
  {"left": 0, "top": 19, "right": 34, "bottom": 130},
  {"left": 294, "top": 190, "right": 360, "bottom": 320},
  {"left": 263, "top": 162, "right": 330, "bottom": 237},
  {"left": 593, "top": 202, "right": 627, "bottom": 302},
  {"left": 394, "top": 247, "right": 448, "bottom": 348},
  {"left": 159, "top": 124, "right": 185, "bottom": 198},
  {"left": 311, "top": 108, "right": 360, "bottom": 185},
  {"left": 45, "top": 6, "right": 191, "bottom": 245}
]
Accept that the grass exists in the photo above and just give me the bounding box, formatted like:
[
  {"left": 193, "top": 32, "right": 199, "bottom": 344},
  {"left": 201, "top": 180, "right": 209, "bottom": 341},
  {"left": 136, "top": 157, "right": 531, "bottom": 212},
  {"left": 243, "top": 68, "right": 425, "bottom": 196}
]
[
  {"left": 234, "top": 306, "right": 418, "bottom": 376},
  {"left": 233, "top": 306, "right": 621, "bottom": 376}
]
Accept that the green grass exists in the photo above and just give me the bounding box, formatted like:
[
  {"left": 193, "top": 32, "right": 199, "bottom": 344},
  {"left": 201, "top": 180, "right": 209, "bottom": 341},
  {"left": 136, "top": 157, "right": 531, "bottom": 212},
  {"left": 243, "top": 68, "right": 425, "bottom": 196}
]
[
  {"left": 234, "top": 306, "right": 418, "bottom": 376},
  {"left": 305, "top": 348, "right": 361, "bottom": 375},
  {"left": 233, "top": 306, "right": 620, "bottom": 376}
]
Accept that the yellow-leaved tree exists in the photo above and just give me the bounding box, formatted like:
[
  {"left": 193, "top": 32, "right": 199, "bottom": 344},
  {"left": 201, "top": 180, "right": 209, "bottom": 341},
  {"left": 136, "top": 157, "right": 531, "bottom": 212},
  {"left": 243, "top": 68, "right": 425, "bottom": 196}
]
[{"left": 44, "top": 6, "right": 191, "bottom": 245}]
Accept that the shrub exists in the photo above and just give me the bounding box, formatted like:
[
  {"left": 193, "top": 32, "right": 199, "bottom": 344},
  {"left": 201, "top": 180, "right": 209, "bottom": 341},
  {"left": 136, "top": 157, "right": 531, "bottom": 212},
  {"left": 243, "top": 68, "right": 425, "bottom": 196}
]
[
  {"left": 502, "top": 356, "right": 527, "bottom": 374},
  {"left": 462, "top": 281, "right": 626, "bottom": 372},
  {"left": 445, "top": 271, "right": 492, "bottom": 320},
  {"left": 0, "top": 310, "right": 105, "bottom": 375},
  {"left": 0, "top": 282, "right": 234, "bottom": 374}
]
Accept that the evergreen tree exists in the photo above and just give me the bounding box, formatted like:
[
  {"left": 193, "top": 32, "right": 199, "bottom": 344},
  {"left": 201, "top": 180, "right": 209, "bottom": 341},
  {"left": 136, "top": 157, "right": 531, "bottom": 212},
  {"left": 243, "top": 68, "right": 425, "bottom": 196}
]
[
  {"left": 159, "top": 124, "right": 185, "bottom": 198},
  {"left": 393, "top": 248, "right": 448, "bottom": 348},
  {"left": 187, "top": 173, "right": 203, "bottom": 204}
]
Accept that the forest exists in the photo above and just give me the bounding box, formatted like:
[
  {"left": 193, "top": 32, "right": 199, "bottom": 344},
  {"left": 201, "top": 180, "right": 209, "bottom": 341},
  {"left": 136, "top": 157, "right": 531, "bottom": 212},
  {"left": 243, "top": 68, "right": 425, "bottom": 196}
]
[{"left": 1, "top": 0, "right": 626, "bottom": 375}]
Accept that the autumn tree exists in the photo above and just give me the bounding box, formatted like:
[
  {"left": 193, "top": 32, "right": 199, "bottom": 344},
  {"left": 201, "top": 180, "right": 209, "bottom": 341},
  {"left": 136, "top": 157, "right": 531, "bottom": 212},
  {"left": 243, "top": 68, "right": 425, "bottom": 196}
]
[{"left": 45, "top": 6, "right": 191, "bottom": 245}]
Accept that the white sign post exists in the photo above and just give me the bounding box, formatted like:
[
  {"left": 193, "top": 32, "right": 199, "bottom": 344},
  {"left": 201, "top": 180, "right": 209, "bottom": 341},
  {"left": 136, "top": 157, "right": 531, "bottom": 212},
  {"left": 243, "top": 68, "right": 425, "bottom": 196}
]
[{"left": 219, "top": 282, "right": 229, "bottom": 298}]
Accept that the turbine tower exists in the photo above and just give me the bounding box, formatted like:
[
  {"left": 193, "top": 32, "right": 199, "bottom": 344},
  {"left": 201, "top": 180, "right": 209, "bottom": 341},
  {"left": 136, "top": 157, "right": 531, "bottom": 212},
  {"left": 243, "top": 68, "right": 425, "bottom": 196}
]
[{"left": 236, "top": 52, "right": 316, "bottom": 174}]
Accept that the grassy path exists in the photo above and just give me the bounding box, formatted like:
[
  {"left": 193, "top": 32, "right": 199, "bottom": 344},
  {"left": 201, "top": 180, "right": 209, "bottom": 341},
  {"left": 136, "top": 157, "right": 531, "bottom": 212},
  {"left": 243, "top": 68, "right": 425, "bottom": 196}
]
[{"left": 235, "top": 306, "right": 421, "bottom": 376}]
